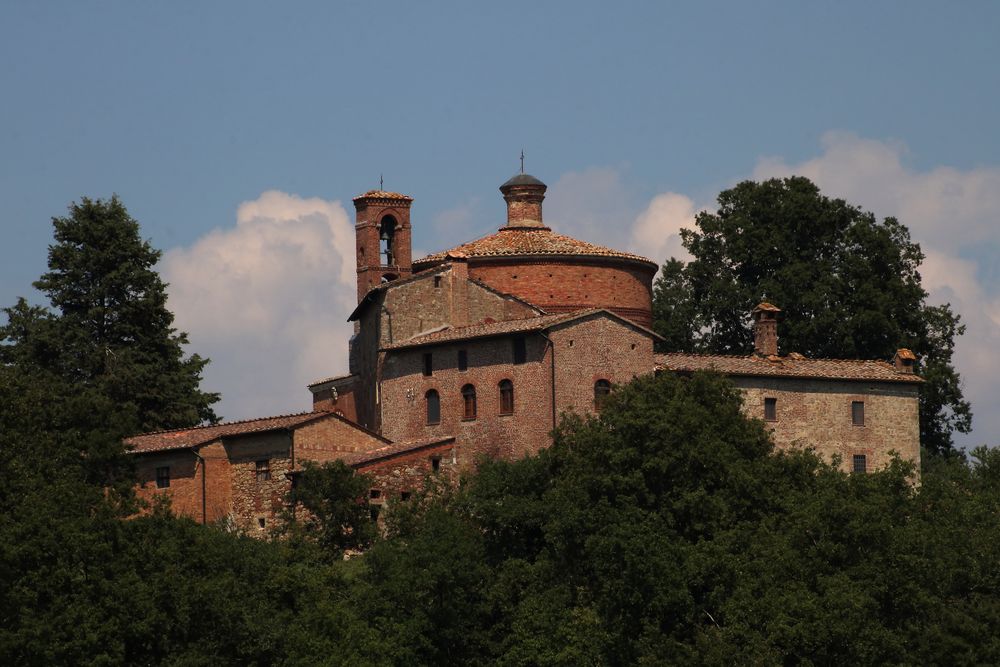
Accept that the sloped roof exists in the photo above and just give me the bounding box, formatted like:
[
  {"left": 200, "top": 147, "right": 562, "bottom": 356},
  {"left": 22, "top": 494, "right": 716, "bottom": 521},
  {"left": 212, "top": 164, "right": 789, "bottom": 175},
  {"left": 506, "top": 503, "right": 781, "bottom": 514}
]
[
  {"left": 414, "top": 227, "right": 657, "bottom": 268},
  {"left": 353, "top": 190, "right": 412, "bottom": 202},
  {"left": 343, "top": 436, "right": 456, "bottom": 467},
  {"left": 655, "top": 352, "right": 923, "bottom": 384},
  {"left": 125, "top": 411, "right": 378, "bottom": 454}
]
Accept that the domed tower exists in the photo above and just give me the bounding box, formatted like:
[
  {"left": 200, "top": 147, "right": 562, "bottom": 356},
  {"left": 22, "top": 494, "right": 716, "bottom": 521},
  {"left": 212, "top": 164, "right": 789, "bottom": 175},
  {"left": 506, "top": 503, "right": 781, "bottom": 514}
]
[
  {"left": 354, "top": 189, "right": 413, "bottom": 303},
  {"left": 413, "top": 172, "right": 658, "bottom": 328}
]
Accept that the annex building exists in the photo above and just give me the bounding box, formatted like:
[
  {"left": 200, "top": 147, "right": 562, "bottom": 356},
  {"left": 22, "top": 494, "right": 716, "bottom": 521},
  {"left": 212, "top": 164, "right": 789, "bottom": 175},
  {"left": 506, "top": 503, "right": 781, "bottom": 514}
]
[{"left": 127, "top": 171, "right": 922, "bottom": 532}]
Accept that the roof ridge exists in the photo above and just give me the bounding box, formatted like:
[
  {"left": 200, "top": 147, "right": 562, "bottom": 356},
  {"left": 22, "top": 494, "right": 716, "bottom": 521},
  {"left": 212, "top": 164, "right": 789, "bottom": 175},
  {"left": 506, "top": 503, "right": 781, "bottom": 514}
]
[
  {"left": 127, "top": 410, "right": 322, "bottom": 439},
  {"left": 658, "top": 351, "right": 897, "bottom": 365}
]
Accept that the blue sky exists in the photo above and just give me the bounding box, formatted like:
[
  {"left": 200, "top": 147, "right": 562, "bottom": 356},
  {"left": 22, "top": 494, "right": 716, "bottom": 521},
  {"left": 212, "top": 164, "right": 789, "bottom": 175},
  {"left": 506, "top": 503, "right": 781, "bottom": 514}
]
[{"left": 3, "top": 2, "right": 999, "bottom": 448}]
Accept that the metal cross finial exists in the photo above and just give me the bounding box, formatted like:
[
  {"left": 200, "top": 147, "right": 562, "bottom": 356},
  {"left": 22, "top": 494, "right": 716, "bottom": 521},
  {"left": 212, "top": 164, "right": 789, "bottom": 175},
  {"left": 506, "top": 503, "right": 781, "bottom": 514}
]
[
  {"left": 520, "top": 150, "right": 525, "bottom": 174},
  {"left": 380, "top": 173, "right": 384, "bottom": 190}
]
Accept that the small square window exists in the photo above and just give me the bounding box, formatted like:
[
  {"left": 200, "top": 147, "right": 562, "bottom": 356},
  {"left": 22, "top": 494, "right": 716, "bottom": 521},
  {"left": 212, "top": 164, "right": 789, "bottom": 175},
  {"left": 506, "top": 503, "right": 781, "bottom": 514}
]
[
  {"left": 156, "top": 466, "right": 170, "bottom": 489},
  {"left": 400, "top": 491, "right": 412, "bottom": 501},
  {"left": 764, "top": 397, "right": 777, "bottom": 422},
  {"left": 255, "top": 459, "right": 271, "bottom": 481},
  {"left": 853, "top": 454, "right": 867, "bottom": 474},
  {"left": 852, "top": 401, "right": 865, "bottom": 426},
  {"left": 431, "top": 457, "right": 441, "bottom": 472},
  {"left": 458, "top": 350, "right": 468, "bottom": 372},
  {"left": 370, "top": 488, "right": 382, "bottom": 499},
  {"left": 423, "top": 352, "right": 433, "bottom": 377}
]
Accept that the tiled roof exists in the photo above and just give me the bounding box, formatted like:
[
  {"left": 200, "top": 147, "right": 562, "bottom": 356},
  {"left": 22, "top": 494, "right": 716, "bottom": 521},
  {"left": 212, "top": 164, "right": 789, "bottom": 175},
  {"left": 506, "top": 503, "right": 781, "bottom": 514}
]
[
  {"left": 307, "top": 373, "right": 357, "bottom": 388},
  {"left": 343, "top": 436, "right": 456, "bottom": 467},
  {"left": 655, "top": 353, "right": 923, "bottom": 384},
  {"left": 125, "top": 411, "right": 332, "bottom": 454},
  {"left": 382, "top": 309, "right": 603, "bottom": 350},
  {"left": 414, "top": 227, "right": 657, "bottom": 267},
  {"left": 353, "top": 190, "right": 412, "bottom": 201}
]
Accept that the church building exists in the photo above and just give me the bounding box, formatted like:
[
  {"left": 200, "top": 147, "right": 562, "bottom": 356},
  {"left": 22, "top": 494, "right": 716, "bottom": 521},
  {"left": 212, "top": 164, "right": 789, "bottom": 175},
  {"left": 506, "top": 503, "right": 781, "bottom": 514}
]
[{"left": 128, "top": 170, "right": 922, "bottom": 532}]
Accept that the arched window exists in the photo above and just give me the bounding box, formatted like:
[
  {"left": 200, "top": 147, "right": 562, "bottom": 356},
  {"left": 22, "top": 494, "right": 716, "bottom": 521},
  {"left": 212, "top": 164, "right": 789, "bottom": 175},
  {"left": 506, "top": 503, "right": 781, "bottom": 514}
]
[
  {"left": 425, "top": 389, "right": 440, "bottom": 425},
  {"left": 379, "top": 215, "right": 397, "bottom": 266},
  {"left": 594, "top": 379, "right": 612, "bottom": 411},
  {"left": 499, "top": 380, "right": 514, "bottom": 415},
  {"left": 461, "top": 384, "right": 477, "bottom": 420}
]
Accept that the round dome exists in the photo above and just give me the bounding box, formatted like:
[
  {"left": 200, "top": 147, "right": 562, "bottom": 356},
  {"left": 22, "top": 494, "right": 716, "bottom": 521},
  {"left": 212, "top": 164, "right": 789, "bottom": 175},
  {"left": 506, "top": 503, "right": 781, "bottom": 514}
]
[{"left": 500, "top": 173, "right": 547, "bottom": 191}]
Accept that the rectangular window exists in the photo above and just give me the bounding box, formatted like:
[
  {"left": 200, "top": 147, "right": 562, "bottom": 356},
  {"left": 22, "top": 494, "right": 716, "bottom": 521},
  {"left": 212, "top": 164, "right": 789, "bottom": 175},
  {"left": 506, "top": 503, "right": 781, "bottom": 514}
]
[
  {"left": 400, "top": 491, "right": 412, "bottom": 501},
  {"left": 433, "top": 275, "right": 442, "bottom": 288},
  {"left": 853, "top": 454, "right": 867, "bottom": 474},
  {"left": 156, "top": 466, "right": 170, "bottom": 489},
  {"left": 423, "top": 352, "right": 433, "bottom": 377},
  {"left": 256, "top": 459, "right": 271, "bottom": 481},
  {"left": 513, "top": 337, "right": 527, "bottom": 365},
  {"left": 852, "top": 401, "right": 865, "bottom": 426},
  {"left": 431, "top": 456, "right": 441, "bottom": 472},
  {"left": 458, "top": 349, "right": 468, "bottom": 372},
  {"left": 764, "top": 397, "right": 777, "bottom": 422},
  {"left": 370, "top": 488, "right": 382, "bottom": 499}
]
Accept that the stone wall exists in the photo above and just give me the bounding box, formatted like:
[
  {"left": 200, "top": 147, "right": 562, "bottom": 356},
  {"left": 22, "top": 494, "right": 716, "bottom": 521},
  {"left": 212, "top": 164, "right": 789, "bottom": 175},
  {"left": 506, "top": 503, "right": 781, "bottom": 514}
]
[{"left": 734, "top": 376, "right": 920, "bottom": 472}]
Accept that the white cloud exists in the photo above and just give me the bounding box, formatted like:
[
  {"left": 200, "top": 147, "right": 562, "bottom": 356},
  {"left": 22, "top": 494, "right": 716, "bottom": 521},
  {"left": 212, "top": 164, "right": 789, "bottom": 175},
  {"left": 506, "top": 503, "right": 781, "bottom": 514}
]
[
  {"left": 162, "top": 191, "right": 356, "bottom": 421},
  {"left": 628, "top": 192, "right": 696, "bottom": 264},
  {"left": 754, "top": 133, "right": 1000, "bottom": 448}
]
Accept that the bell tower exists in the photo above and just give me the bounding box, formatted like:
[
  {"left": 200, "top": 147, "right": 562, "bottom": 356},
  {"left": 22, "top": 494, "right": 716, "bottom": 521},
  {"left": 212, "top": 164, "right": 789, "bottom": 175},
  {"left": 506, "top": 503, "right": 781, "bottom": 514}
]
[{"left": 353, "top": 189, "right": 413, "bottom": 302}]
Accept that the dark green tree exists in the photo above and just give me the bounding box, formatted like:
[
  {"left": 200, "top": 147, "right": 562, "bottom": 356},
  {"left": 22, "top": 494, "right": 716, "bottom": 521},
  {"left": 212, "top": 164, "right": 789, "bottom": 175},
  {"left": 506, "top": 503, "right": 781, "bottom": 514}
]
[
  {"left": 652, "top": 176, "right": 971, "bottom": 456},
  {"left": 1, "top": 196, "right": 219, "bottom": 485},
  {"left": 282, "top": 460, "right": 378, "bottom": 558}
]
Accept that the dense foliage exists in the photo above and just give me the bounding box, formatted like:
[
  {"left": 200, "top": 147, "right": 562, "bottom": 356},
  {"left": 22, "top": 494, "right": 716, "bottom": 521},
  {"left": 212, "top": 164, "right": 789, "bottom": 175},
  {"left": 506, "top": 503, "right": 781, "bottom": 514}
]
[
  {"left": 3, "top": 193, "right": 998, "bottom": 664},
  {"left": 652, "top": 176, "right": 971, "bottom": 457}
]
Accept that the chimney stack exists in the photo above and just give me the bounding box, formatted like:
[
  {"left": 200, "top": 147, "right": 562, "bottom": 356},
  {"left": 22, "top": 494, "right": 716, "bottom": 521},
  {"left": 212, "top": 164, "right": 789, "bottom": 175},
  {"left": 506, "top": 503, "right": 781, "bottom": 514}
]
[
  {"left": 499, "top": 173, "right": 547, "bottom": 229},
  {"left": 893, "top": 348, "right": 916, "bottom": 374},
  {"left": 752, "top": 303, "right": 782, "bottom": 356}
]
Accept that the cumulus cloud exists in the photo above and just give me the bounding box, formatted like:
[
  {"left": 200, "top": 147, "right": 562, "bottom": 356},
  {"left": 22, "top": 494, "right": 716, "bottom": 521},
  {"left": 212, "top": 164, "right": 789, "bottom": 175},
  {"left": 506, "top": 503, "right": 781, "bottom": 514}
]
[
  {"left": 628, "top": 192, "right": 696, "bottom": 264},
  {"left": 754, "top": 133, "right": 1000, "bottom": 448},
  {"left": 162, "top": 191, "right": 356, "bottom": 421}
]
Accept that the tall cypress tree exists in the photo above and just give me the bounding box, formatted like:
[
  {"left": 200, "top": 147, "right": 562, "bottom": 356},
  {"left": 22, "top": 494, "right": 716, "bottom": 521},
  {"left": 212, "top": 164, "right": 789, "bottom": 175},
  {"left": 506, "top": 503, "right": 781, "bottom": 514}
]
[{"left": 1, "top": 196, "right": 219, "bottom": 477}]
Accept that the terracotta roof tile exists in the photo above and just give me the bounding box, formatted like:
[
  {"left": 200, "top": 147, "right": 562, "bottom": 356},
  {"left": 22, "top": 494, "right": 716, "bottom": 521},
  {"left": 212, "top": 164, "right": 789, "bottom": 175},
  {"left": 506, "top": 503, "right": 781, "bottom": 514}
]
[
  {"left": 126, "top": 411, "right": 333, "bottom": 454},
  {"left": 655, "top": 352, "right": 923, "bottom": 384},
  {"left": 414, "top": 227, "right": 656, "bottom": 267},
  {"left": 353, "top": 190, "right": 412, "bottom": 201},
  {"left": 343, "top": 436, "right": 456, "bottom": 467},
  {"left": 382, "top": 309, "right": 603, "bottom": 350}
]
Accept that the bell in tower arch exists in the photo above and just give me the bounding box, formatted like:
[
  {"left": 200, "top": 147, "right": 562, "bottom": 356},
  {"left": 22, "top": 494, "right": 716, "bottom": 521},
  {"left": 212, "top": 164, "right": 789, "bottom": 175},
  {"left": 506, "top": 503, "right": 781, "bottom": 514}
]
[{"left": 379, "top": 215, "right": 397, "bottom": 266}]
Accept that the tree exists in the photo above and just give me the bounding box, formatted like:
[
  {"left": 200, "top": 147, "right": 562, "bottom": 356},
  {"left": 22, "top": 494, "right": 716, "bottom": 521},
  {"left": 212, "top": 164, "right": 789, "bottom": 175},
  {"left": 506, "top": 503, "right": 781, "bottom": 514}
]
[
  {"left": 653, "top": 176, "right": 971, "bottom": 456},
  {"left": 282, "top": 460, "right": 377, "bottom": 558},
  {"left": 1, "top": 196, "right": 219, "bottom": 484}
]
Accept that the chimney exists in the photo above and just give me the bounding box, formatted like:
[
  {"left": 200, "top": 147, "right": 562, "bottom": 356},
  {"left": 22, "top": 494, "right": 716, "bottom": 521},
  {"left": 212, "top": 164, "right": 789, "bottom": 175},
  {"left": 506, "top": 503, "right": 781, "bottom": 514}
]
[
  {"left": 499, "top": 173, "right": 548, "bottom": 229},
  {"left": 751, "top": 302, "right": 782, "bottom": 356},
  {"left": 893, "top": 348, "right": 917, "bottom": 374}
]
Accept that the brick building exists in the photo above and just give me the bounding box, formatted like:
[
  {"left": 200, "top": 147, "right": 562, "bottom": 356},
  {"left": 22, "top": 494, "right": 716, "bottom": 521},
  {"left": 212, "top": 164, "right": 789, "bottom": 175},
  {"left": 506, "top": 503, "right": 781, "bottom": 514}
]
[{"left": 128, "top": 170, "right": 922, "bottom": 529}]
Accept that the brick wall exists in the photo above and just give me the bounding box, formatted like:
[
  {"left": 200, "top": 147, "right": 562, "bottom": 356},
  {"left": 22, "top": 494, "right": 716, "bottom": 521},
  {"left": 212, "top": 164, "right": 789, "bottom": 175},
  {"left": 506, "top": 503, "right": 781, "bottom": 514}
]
[
  {"left": 294, "top": 413, "right": 387, "bottom": 462},
  {"left": 734, "top": 377, "right": 920, "bottom": 473},
  {"left": 469, "top": 258, "right": 655, "bottom": 328},
  {"left": 379, "top": 333, "right": 555, "bottom": 463},
  {"left": 548, "top": 314, "right": 656, "bottom": 418},
  {"left": 223, "top": 432, "right": 292, "bottom": 534},
  {"left": 358, "top": 441, "right": 459, "bottom": 507},
  {"left": 134, "top": 450, "right": 201, "bottom": 520}
]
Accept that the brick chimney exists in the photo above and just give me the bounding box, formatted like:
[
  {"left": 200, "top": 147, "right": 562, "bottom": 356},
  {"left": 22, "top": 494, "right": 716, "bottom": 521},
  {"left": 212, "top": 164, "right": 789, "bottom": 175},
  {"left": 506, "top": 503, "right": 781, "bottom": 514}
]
[
  {"left": 751, "top": 302, "right": 782, "bottom": 356},
  {"left": 893, "top": 348, "right": 917, "bottom": 374},
  {"left": 499, "top": 173, "right": 548, "bottom": 229}
]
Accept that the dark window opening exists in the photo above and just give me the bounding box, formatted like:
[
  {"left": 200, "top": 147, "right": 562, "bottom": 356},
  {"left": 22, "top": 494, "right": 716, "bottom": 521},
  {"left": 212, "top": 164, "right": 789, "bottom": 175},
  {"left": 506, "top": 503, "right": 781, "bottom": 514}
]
[
  {"left": 256, "top": 459, "right": 271, "bottom": 482},
  {"left": 458, "top": 350, "right": 468, "bottom": 372},
  {"left": 499, "top": 379, "right": 514, "bottom": 415},
  {"left": 434, "top": 275, "right": 442, "bottom": 288},
  {"left": 764, "top": 397, "right": 777, "bottom": 422},
  {"left": 513, "top": 337, "right": 527, "bottom": 364},
  {"left": 400, "top": 491, "right": 412, "bottom": 501},
  {"left": 379, "top": 215, "right": 397, "bottom": 266},
  {"left": 156, "top": 466, "right": 170, "bottom": 489},
  {"left": 852, "top": 401, "right": 865, "bottom": 426},
  {"left": 423, "top": 353, "right": 433, "bottom": 376},
  {"left": 462, "top": 384, "right": 477, "bottom": 420},
  {"left": 370, "top": 488, "right": 382, "bottom": 499},
  {"left": 258, "top": 517, "right": 266, "bottom": 529},
  {"left": 426, "top": 390, "right": 441, "bottom": 425},
  {"left": 370, "top": 505, "right": 381, "bottom": 522},
  {"left": 594, "top": 380, "right": 612, "bottom": 411},
  {"left": 431, "top": 456, "right": 441, "bottom": 472},
  {"left": 853, "top": 454, "right": 868, "bottom": 474}
]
